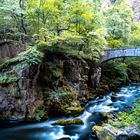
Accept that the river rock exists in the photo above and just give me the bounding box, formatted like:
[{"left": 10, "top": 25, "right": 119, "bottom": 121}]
[
  {"left": 66, "top": 106, "right": 84, "bottom": 116},
  {"left": 57, "top": 137, "right": 71, "bottom": 140},
  {"left": 57, "top": 138, "right": 71, "bottom": 140},
  {"left": 52, "top": 118, "right": 83, "bottom": 125},
  {"left": 92, "top": 125, "right": 140, "bottom": 140}
]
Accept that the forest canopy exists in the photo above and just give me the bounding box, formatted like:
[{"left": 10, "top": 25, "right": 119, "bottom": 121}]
[{"left": 0, "top": 0, "right": 140, "bottom": 59}]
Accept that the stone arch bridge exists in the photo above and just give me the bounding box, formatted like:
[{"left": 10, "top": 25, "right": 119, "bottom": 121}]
[{"left": 100, "top": 47, "right": 140, "bottom": 63}]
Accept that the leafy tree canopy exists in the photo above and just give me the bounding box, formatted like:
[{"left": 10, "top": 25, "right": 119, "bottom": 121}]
[{"left": 0, "top": 0, "right": 139, "bottom": 59}]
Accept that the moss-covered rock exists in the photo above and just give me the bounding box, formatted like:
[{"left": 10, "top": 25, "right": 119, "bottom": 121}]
[
  {"left": 52, "top": 118, "right": 83, "bottom": 125},
  {"left": 0, "top": 41, "right": 100, "bottom": 121},
  {"left": 66, "top": 106, "right": 84, "bottom": 116},
  {"left": 93, "top": 124, "right": 140, "bottom": 140},
  {"left": 92, "top": 125, "right": 103, "bottom": 134},
  {"left": 47, "top": 88, "right": 85, "bottom": 117}
]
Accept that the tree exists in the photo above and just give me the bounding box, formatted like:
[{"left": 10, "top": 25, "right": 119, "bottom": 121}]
[
  {"left": 105, "top": 0, "right": 132, "bottom": 47},
  {"left": 0, "top": 0, "right": 107, "bottom": 58},
  {"left": 0, "top": 0, "right": 27, "bottom": 41}
]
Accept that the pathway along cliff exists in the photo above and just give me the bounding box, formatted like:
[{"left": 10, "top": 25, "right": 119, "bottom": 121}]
[{"left": 0, "top": 82, "right": 140, "bottom": 140}]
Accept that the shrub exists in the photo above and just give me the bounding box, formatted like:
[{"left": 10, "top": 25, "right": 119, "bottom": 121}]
[
  {"left": 32, "top": 110, "right": 45, "bottom": 121},
  {"left": 130, "top": 22, "right": 140, "bottom": 46},
  {"left": 108, "top": 99, "right": 140, "bottom": 128},
  {"left": 0, "top": 75, "right": 19, "bottom": 84},
  {"left": 0, "top": 46, "right": 44, "bottom": 71},
  {"left": 108, "top": 38, "right": 122, "bottom": 48}
]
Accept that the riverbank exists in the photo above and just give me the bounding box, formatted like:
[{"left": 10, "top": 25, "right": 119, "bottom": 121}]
[
  {"left": 93, "top": 98, "right": 140, "bottom": 140},
  {"left": 1, "top": 42, "right": 140, "bottom": 122},
  {"left": 0, "top": 41, "right": 102, "bottom": 122},
  {"left": 0, "top": 83, "right": 140, "bottom": 140}
]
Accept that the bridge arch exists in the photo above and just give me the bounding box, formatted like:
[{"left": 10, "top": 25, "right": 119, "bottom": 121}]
[{"left": 100, "top": 47, "right": 140, "bottom": 63}]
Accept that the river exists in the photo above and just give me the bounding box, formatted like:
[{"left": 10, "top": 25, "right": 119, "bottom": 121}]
[{"left": 0, "top": 83, "right": 140, "bottom": 140}]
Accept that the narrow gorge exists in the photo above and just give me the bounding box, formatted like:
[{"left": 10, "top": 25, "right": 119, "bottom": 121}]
[{"left": 0, "top": 0, "right": 140, "bottom": 140}]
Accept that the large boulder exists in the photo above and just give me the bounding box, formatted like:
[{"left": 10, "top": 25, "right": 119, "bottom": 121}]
[
  {"left": 93, "top": 125, "right": 140, "bottom": 140},
  {"left": 52, "top": 118, "right": 83, "bottom": 126}
]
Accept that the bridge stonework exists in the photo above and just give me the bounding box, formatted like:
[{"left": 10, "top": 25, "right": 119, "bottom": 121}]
[{"left": 100, "top": 47, "right": 140, "bottom": 63}]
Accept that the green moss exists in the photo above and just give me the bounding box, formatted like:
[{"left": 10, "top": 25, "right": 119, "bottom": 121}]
[
  {"left": 49, "top": 89, "right": 68, "bottom": 102},
  {"left": 52, "top": 69, "right": 62, "bottom": 78},
  {"left": 32, "top": 110, "right": 45, "bottom": 121},
  {"left": 48, "top": 88, "right": 84, "bottom": 117},
  {"left": 93, "top": 125, "right": 115, "bottom": 140},
  {"left": 66, "top": 106, "right": 84, "bottom": 116},
  {"left": 92, "top": 125, "right": 103, "bottom": 133},
  {"left": 108, "top": 99, "right": 140, "bottom": 128},
  {"left": 52, "top": 118, "right": 83, "bottom": 125},
  {"left": 0, "top": 75, "right": 19, "bottom": 84}
]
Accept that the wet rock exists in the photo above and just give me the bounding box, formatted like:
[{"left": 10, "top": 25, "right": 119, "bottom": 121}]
[
  {"left": 111, "top": 95, "right": 117, "bottom": 102},
  {"left": 0, "top": 65, "right": 46, "bottom": 121},
  {"left": 57, "top": 137, "right": 71, "bottom": 140},
  {"left": 100, "top": 85, "right": 110, "bottom": 92},
  {"left": 0, "top": 42, "right": 101, "bottom": 121},
  {"left": 99, "top": 112, "right": 109, "bottom": 120},
  {"left": 52, "top": 118, "right": 83, "bottom": 126},
  {"left": 66, "top": 106, "right": 84, "bottom": 116},
  {"left": 0, "top": 41, "right": 25, "bottom": 60},
  {"left": 93, "top": 124, "right": 140, "bottom": 140}
]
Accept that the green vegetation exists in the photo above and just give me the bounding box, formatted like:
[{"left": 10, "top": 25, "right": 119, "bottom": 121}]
[
  {"left": 49, "top": 89, "right": 68, "bottom": 102},
  {"left": 130, "top": 22, "right": 140, "bottom": 46},
  {"left": 105, "top": 0, "right": 132, "bottom": 47},
  {"left": 0, "top": 46, "right": 43, "bottom": 71},
  {"left": 0, "top": 75, "right": 19, "bottom": 84},
  {"left": 32, "top": 109, "right": 45, "bottom": 121},
  {"left": 101, "top": 58, "right": 140, "bottom": 88},
  {"left": 0, "top": 0, "right": 107, "bottom": 59},
  {"left": 48, "top": 88, "right": 84, "bottom": 116},
  {"left": 0, "top": 0, "right": 140, "bottom": 61},
  {"left": 66, "top": 106, "right": 84, "bottom": 116},
  {"left": 108, "top": 99, "right": 140, "bottom": 128}
]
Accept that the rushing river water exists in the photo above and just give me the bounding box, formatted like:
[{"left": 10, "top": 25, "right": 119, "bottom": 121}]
[{"left": 0, "top": 83, "right": 140, "bottom": 140}]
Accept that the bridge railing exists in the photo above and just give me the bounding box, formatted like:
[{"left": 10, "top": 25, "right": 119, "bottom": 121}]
[{"left": 103, "top": 46, "right": 140, "bottom": 52}]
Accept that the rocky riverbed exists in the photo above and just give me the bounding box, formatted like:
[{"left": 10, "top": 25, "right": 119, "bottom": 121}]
[{"left": 0, "top": 83, "right": 140, "bottom": 140}]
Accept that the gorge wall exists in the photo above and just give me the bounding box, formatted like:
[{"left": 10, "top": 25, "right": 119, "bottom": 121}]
[{"left": 0, "top": 42, "right": 102, "bottom": 121}]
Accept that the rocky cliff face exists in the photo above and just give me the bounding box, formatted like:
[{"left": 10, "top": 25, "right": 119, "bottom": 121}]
[
  {"left": 0, "top": 43, "right": 101, "bottom": 121},
  {"left": 0, "top": 41, "right": 25, "bottom": 60},
  {"left": 131, "top": 0, "right": 140, "bottom": 21}
]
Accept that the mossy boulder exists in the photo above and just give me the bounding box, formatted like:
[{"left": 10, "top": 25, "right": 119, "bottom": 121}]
[
  {"left": 92, "top": 125, "right": 103, "bottom": 134},
  {"left": 66, "top": 106, "right": 84, "bottom": 116},
  {"left": 93, "top": 125, "right": 118, "bottom": 140},
  {"left": 92, "top": 124, "right": 140, "bottom": 140},
  {"left": 52, "top": 118, "right": 83, "bottom": 125}
]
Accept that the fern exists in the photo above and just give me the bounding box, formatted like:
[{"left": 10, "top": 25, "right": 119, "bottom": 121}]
[
  {"left": 0, "top": 75, "right": 19, "bottom": 84},
  {"left": 0, "top": 46, "right": 44, "bottom": 71}
]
